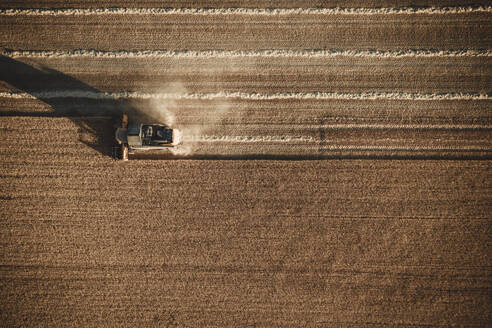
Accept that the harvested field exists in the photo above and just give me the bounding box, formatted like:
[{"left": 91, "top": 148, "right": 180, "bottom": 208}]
[{"left": 0, "top": 1, "right": 491, "bottom": 327}]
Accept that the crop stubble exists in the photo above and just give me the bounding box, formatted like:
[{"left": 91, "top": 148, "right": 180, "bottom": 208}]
[
  {"left": 1, "top": 117, "right": 491, "bottom": 326},
  {"left": 0, "top": 1, "right": 491, "bottom": 327}
]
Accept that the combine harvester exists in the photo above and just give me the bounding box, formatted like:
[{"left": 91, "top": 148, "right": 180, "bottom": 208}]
[{"left": 115, "top": 114, "right": 182, "bottom": 160}]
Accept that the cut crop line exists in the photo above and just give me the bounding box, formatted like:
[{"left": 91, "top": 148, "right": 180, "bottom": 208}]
[
  {"left": 1, "top": 6, "right": 490, "bottom": 16},
  {"left": 182, "top": 137, "right": 491, "bottom": 151},
  {"left": 185, "top": 135, "right": 315, "bottom": 142},
  {"left": 317, "top": 146, "right": 491, "bottom": 152},
  {"left": 183, "top": 124, "right": 492, "bottom": 130},
  {"left": 1, "top": 91, "right": 490, "bottom": 101},
  {"left": 3, "top": 49, "right": 491, "bottom": 58},
  {"left": 318, "top": 124, "right": 492, "bottom": 130}
]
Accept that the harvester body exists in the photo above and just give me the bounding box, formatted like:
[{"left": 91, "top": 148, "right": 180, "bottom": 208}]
[{"left": 115, "top": 115, "right": 182, "bottom": 160}]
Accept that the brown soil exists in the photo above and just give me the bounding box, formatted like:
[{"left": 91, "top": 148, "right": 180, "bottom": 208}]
[{"left": 0, "top": 1, "right": 491, "bottom": 327}]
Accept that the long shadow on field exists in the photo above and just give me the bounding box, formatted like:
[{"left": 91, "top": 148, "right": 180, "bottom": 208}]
[{"left": 0, "top": 55, "right": 156, "bottom": 158}]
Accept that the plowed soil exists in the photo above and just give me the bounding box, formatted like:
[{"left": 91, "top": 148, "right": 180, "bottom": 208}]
[{"left": 0, "top": 1, "right": 491, "bottom": 327}]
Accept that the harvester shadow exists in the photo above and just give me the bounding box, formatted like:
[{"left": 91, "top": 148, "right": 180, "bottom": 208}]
[{"left": 0, "top": 55, "right": 156, "bottom": 158}]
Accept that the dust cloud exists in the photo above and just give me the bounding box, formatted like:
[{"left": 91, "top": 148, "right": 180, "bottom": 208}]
[
  {"left": 141, "top": 82, "right": 232, "bottom": 156},
  {"left": 132, "top": 57, "right": 247, "bottom": 156}
]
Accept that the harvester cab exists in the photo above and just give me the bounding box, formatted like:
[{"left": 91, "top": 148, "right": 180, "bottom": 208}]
[{"left": 115, "top": 114, "right": 182, "bottom": 160}]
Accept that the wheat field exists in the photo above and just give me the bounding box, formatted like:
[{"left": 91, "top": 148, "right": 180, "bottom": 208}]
[{"left": 0, "top": 1, "right": 491, "bottom": 326}]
